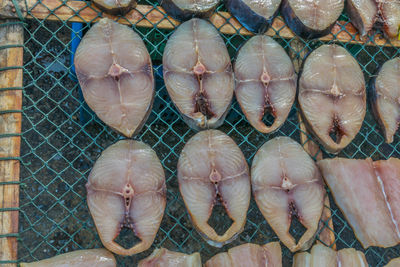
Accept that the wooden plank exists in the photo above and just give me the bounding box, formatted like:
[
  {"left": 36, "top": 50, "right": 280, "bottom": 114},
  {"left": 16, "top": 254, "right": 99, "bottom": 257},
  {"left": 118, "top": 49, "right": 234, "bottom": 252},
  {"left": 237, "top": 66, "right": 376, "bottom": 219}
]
[
  {"left": 23, "top": 0, "right": 400, "bottom": 47},
  {"left": 0, "top": 19, "right": 23, "bottom": 267}
]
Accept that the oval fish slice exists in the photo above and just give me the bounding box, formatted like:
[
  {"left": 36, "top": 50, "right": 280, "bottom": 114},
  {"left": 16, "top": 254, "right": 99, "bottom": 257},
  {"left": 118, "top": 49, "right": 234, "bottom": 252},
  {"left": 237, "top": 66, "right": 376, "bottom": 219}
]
[
  {"left": 378, "top": 0, "right": 400, "bottom": 39},
  {"left": 138, "top": 248, "right": 202, "bottom": 267},
  {"left": 159, "top": 0, "right": 220, "bottom": 21},
  {"left": 92, "top": 0, "right": 137, "bottom": 15},
  {"left": 163, "top": 18, "right": 234, "bottom": 131},
  {"left": 251, "top": 137, "right": 325, "bottom": 252},
  {"left": 234, "top": 35, "right": 296, "bottom": 133},
  {"left": 75, "top": 18, "right": 154, "bottom": 138},
  {"left": 86, "top": 140, "right": 166, "bottom": 256},
  {"left": 178, "top": 130, "right": 250, "bottom": 247},
  {"left": 346, "top": 0, "right": 377, "bottom": 38}
]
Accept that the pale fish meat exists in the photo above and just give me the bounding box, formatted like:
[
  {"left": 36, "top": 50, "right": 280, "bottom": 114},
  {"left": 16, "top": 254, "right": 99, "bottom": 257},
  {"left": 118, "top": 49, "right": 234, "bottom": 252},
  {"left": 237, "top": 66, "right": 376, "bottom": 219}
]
[
  {"left": 86, "top": 140, "right": 166, "bottom": 255},
  {"left": 75, "top": 18, "right": 154, "bottom": 138},
  {"left": 92, "top": 0, "right": 136, "bottom": 15},
  {"left": 163, "top": 18, "right": 234, "bottom": 131},
  {"left": 251, "top": 137, "right": 325, "bottom": 252},
  {"left": 178, "top": 129, "right": 250, "bottom": 247},
  {"left": 205, "top": 242, "right": 282, "bottom": 267},
  {"left": 234, "top": 35, "right": 296, "bottom": 133},
  {"left": 370, "top": 57, "right": 400, "bottom": 143},
  {"left": 385, "top": 258, "right": 400, "bottom": 267},
  {"left": 138, "top": 248, "right": 202, "bottom": 267},
  {"left": 159, "top": 0, "right": 219, "bottom": 21},
  {"left": 20, "top": 249, "right": 116, "bottom": 267},
  {"left": 346, "top": 0, "right": 378, "bottom": 37},
  {"left": 293, "top": 244, "right": 368, "bottom": 267},
  {"left": 318, "top": 157, "right": 400, "bottom": 248},
  {"left": 378, "top": 0, "right": 400, "bottom": 39},
  {"left": 298, "top": 44, "right": 366, "bottom": 154},
  {"left": 281, "top": 0, "right": 344, "bottom": 39}
]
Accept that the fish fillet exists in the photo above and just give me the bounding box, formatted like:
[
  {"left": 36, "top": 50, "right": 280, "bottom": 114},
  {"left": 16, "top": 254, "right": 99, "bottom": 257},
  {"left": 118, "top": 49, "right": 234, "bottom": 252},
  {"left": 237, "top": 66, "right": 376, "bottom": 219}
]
[
  {"left": 346, "top": 0, "right": 378, "bottom": 37},
  {"left": 318, "top": 157, "right": 400, "bottom": 248},
  {"left": 251, "top": 137, "right": 325, "bottom": 252},
  {"left": 86, "top": 140, "right": 166, "bottom": 255},
  {"left": 178, "top": 129, "right": 250, "bottom": 247},
  {"left": 138, "top": 248, "right": 202, "bottom": 267},
  {"left": 92, "top": 0, "right": 136, "bottom": 14},
  {"left": 386, "top": 258, "right": 400, "bottom": 267},
  {"left": 159, "top": 0, "right": 219, "bottom": 21},
  {"left": 378, "top": 0, "right": 400, "bottom": 39}
]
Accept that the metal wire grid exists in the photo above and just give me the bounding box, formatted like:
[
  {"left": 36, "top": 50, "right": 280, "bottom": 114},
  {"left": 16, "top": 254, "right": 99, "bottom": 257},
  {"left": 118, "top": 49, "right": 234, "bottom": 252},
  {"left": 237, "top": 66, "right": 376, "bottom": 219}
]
[{"left": 11, "top": 0, "right": 400, "bottom": 265}]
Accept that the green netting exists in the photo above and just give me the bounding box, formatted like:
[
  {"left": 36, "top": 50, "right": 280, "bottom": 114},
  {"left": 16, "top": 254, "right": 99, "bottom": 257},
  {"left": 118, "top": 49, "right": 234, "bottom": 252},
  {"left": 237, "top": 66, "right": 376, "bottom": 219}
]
[{"left": 5, "top": 0, "right": 399, "bottom": 265}]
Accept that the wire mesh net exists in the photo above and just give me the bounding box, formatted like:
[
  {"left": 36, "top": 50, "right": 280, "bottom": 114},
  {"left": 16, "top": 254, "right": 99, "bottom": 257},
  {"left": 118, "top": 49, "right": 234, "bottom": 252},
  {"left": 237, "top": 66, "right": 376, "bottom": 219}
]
[{"left": 13, "top": 0, "right": 400, "bottom": 265}]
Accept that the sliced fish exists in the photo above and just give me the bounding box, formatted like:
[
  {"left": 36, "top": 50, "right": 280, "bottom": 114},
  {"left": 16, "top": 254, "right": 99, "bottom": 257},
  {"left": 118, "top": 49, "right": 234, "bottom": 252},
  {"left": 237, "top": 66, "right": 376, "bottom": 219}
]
[
  {"left": 75, "top": 18, "right": 154, "bottom": 138},
  {"left": 205, "top": 242, "right": 282, "bottom": 267},
  {"left": 92, "top": 0, "right": 136, "bottom": 14},
  {"left": 225, "top": 0, "right": 281, "bottom": 33},
  {"left": 386, "top": 258, "right": 400, "bottom": 267},
  {"left": 163, "top": 18, "right": 234, "bottom": 131},
  {"left": 281, "top": 0, "right": 344, "bottom": 39},
  {"left": 293, "top": 244, "right": 368, "bottom": 267},
  {"left": 138, "top": 248, "right": 202, "bottom": 267},
  {"left": 159, "top": 0, "right": 219, "bottom": 21},
  {"left": 234, "top": 35, "right": 296, "bottom": 133},
  {"left": 370, "top": 57, "right": 400, "bottom": 143},
  {"left": 346, "top": 0, "right": 378, "bottom": 37},
  {"left": 178, "top": 129, "right": 250, "bottom": 247},
  {"left": 20, "top": 249, "right": 116, "bottom": 267},
  {"left": 298, "top": 44, "right": 366, "bottom": 154},
  {"left": 318, "top": 157, "right": 400, "bottom": 248},
  {"left": 378, "top": 0, "right": 400, "bottom": 39},
  {"left": 86, "top": 140, "right": 166, "bottom": 255},
  {"left": 251, "top": 137, "right": 325, "bottom": 252}
]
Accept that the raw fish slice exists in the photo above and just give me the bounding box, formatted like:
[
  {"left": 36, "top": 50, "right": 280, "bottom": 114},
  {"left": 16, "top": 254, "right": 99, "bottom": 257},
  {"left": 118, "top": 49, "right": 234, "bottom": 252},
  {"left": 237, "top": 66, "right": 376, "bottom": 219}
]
[
  {"left": 234, "top": 35, "right": 296, "bottom": 133},
  {"left": 251, "top": 137, "right": 325, "bottom": 252},
  {"left": 86, "top": 140, "right": 166, "bottom": 255},
  {"left": 386, "top": 258, "right": 400, "bottom": 267},
  {"left": 159, "top": 0, "right": 219, "bottom": 21},
  {"left": 225, "top": 0, "right": 281, "bottom": 33},
  {"left": 346, "top": 0, "right": 378, "bottom": 37},
  {"left": 299, "top": 44, "right": 366, "bottom": 154},
  {"left": 318, "top": 157, "right": 400, "bottom": 248},
  {"left": 178, "top": 130, "right": 250, "bottom": 247},
  {"left": 378, "top": 0, "right": 400, "bottom": 39},
  {"left": 75, "top": 18, "right": 154, "bottom": 137},
  {"left": 370, "top": 57, "right": 400, "bottom": 143},
  {"left": 163, "top": 19, "right": 234, "bottom": 131},
  {"left": 138, "top": 248, "right": 202, "bottom": 267},
  {"left": 92, "top": 0, "right": 136, "bottom": 14},
  {"left": 20, "top": 249, "right": 116, "bottom": 267},
  {"left": 281, "top": 0, "right": 344, "bottom": 39},
  {"left": 292, "top": 244, "right": 368, "bottom": 267},
  {"left": 205, "top": 242, "right": 282, "bottom": 267}
]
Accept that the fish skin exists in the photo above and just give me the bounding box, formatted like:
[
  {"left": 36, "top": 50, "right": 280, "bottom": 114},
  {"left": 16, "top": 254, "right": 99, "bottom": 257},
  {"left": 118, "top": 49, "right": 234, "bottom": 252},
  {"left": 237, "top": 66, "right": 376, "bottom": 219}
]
[
  {"left": 75, "top": 18, "right": 154, "bottom": 138},
  {"left": 225, "top": 0, "right": 281, "bottom": 33},
  {"left": 370, "top": 57, "right": 400, "bottom": 144},
  {"left": 86, "top": 140, "right": 166, "bottom": 256},
  {"left": 234, "top": 35, "right": 296, "bottom": 133},
  {"left": 20, "top": 249, "right": 116, "bottom": 267},
  {"left": 138, "top": 248, "right": 202, "bottom": 267},
  {"left": 92, "top": 0, "right": 136, "bottom": 15},
  {"left": 159, "top": 0, "right": 219, "bottom": 21},
  {"left": 163, "top": 18, "right": 234, "bottom": 131},
  {"left": 178, "top": 129, "right": 250, "bottom": 247},
  {"left": 205, "top": 242, "right": 282, "bottom": 267},
  {"left": 378, "top": 0, "right": 400, "bottom": 39},
  {"left": 251, "top": 137, "right": 325, "bottom": 252},
  {"left": 346, "top": 0, "right": 378, "bottom": 37},
  {"left": 281, "top": 0, "right": 344, "bottom": 39},
  {"left": 298, "top": 44, "right": 366, "bottom": 154},
  {"left": 318, "top": 157, "right": 400, "bottom": 248},
  {"left": 292, "top": 244, "right": 368, "bottom": 267}
]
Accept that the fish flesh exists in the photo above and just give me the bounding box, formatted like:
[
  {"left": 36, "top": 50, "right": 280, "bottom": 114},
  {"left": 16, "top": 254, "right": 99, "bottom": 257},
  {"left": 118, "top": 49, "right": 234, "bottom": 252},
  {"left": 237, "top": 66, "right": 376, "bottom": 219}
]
[
  {"left": 92, "top": 0, "right": 136, "bottom": 14},
  {"left": 75, "top": 18, "right": 154, "bottom": 138},
  {"left": 86, "top": 140, "right": 166, "bottom": 255},
  {"left": 318, "top": 157, "right": 400, "bottom": 248},
  {"left": 281, "top": 0, "right": 344, "bottom": 39},
  {"left": 386, "top": 258, "right": 400, "bottom": 267},
  {"left": 378, "top": 0, "right": 400, "bottom": 39},
  {"left": 163, "top": 18, "right": 234, "bottom": 131},
  {"left": 205, "top": 242, "right": 282, "bottom": 267},
  {"left": 225, "top": 0, "right": 281, "bottom": 33},
  {"left": 293, "top": 244, "right": 368, "bottom": 267},
  {"left": 234, "top": 35, "right": 296, "bottom": 133},
  {"left": 370, "top": 57, "right": 400, "bottom": 143},
  {"left": 178, "top": 129, "right": 250, "bottom": 247},
  {"left": 138, "top": 248, "right": 202, "bottom": 267},
  {"left": 298, "top": 44, "right": 366, "bottom": 154},
  {"left": 346, "top": 0, "right": 378, "bottom": 37},
  {"left": 159, "top": 0, "right": 219, "bottom": 21},
  {"left": 20, "top": 249, "right": 116, "bottom": 267},
  {"left": 251, "top": 137, "right": 325, "bottom": 252}
]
